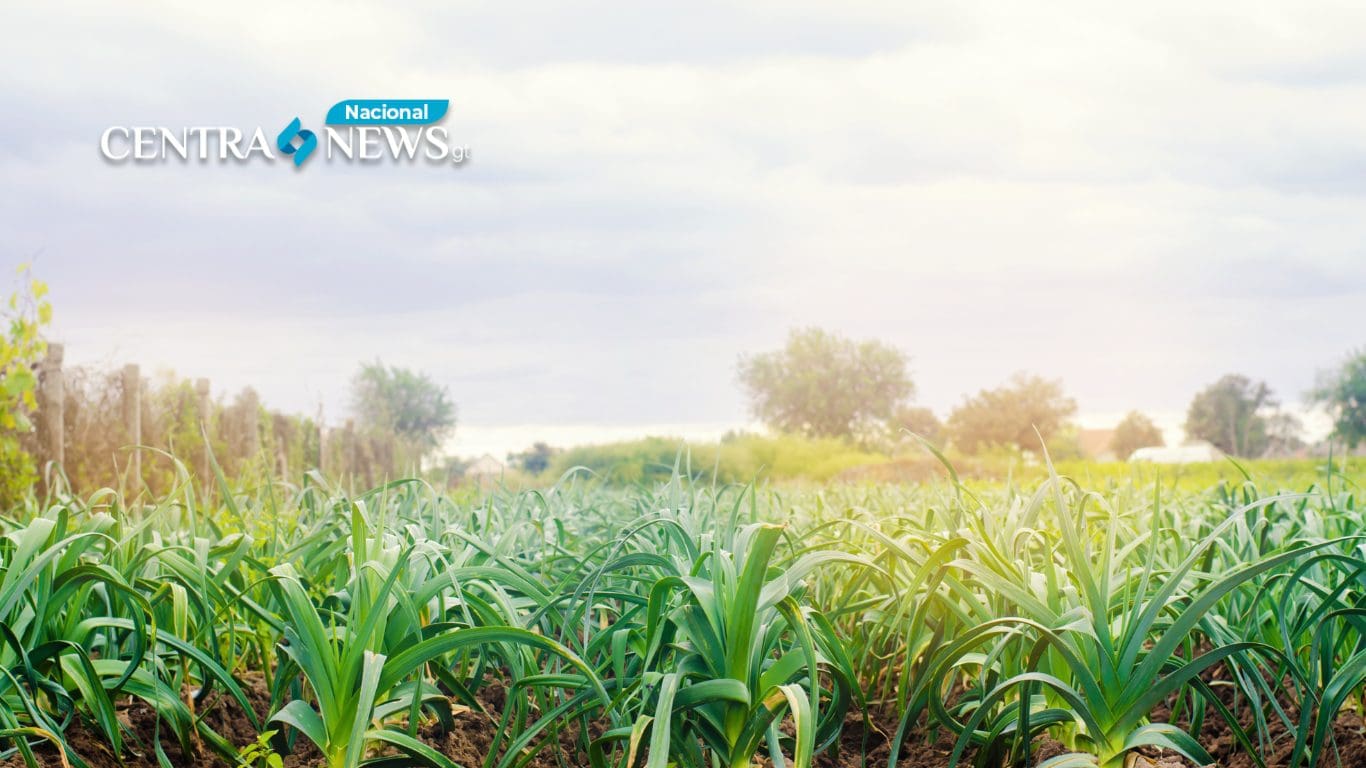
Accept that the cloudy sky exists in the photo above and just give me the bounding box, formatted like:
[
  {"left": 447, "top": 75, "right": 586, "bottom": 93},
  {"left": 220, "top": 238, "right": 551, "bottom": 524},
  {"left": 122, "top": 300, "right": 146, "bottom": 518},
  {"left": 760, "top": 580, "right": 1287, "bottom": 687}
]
[{"left": 3, "top": 1, "right": 1363, "bottom": 456}]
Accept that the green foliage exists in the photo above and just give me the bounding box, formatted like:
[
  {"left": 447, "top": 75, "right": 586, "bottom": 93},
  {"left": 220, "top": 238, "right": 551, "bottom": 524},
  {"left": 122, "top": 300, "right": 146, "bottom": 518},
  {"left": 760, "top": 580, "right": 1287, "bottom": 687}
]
[
  {"left": 2, "top": 443, "right": 1365, "bottom": 768},
  {"left": 1111, "top": 410, "right": 1164, "bottom": 460},
  {"left": 237, "top": 730, "right": 283, "bottom": 768},
  {"left": 891, "top": 404, "right": 943, "bottom": 445},
  {"left": 0, "top": 266, "right": 50, "bottom": 505},
  {"left": 1311, "top": 348, "right": 1366, "bottom": 449},
  {"left": 737, "top": 328, "right": 914, "bottom": 441},
  {"left": 507, "top": 441, "right": 556, "bottom": 474},
  {"left": 946, "top": 372, "right": 1078, "bottom": 454},
  {"left": 547, "top": 433, "right": 887, "bottom": 484},
  {"left": 542, "top": 433, "right": 1350, "bottom": 490},
  {"left": 1043, "top": 424, "right": 1084, "bottom": 460},
  {"left": 351, "top": 361, "right": 456, "bottom": 458},
  {"left": 142, "top": 372, "right": 215, "bottom": 489},
  {"left": 708, "top": 432, "right": 888, "bottom": 481},
  {"left": 549, "top": 436, "right": 694, "bottom": 484},
  {"left": 265, "top": 500, "right": 606, "bottom": 768},
  {"left": 1185, "top": 374, "right": 1276, "bottom": 457},
  {"left": 1022, "top": 454, "right": 1353, "bottom": 492},
  {"left": 594, "top": 521, "right": 862, "bottom": 768}
]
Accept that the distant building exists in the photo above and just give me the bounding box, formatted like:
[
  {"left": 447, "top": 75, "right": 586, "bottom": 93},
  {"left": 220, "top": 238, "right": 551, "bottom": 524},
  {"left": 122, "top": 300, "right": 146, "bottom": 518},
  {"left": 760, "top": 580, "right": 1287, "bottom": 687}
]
[
  {"left": 1129, "top": 442, "right": 1222, "bottom": 464},
  {"left": 1077, "top": 428, "right": 1117, "bottom": 461},
  {"left": 464, "top": 454, "right": 504, "bottom": 484}
]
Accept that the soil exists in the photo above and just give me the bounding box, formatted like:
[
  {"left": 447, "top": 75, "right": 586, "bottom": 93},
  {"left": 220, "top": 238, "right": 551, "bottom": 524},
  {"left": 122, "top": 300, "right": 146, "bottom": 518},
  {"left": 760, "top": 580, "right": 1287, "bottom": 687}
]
[
  {"left": 0, "top": 672, "right": 278, "bottom": 768},
  {"left": 4, "top": 674, "right": 1366, "bottom": 768}
]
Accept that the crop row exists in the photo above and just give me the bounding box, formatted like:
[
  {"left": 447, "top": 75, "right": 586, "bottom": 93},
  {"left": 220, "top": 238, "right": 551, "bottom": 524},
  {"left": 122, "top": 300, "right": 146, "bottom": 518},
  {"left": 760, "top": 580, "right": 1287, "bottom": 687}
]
[{"left": 0, "top": 459, "right": 1363, "bottom": 768}]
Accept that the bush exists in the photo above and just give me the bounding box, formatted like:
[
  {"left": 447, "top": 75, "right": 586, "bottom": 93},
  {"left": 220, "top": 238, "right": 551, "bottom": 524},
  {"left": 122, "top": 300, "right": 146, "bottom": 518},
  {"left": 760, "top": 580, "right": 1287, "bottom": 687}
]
[
  {"left": 0, "top": 267, "right": 50, "bottom": 505},
  {"left": 546, "top": 433, "right": 889, "bottom": 485}
]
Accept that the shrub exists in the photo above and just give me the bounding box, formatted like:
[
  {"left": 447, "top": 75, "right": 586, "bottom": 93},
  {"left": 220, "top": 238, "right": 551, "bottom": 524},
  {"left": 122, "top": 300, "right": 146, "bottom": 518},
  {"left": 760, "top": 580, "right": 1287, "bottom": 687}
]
[{"left": 0, "top": 267, "right": 50, "bottom": 505}]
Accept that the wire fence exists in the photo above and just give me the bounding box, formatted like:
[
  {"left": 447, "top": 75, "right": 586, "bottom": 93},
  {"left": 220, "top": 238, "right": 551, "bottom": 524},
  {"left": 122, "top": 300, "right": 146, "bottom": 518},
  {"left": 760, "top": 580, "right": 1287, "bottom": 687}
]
[{"left": 28, "top": 343, "right": 417, "bottom": 496}]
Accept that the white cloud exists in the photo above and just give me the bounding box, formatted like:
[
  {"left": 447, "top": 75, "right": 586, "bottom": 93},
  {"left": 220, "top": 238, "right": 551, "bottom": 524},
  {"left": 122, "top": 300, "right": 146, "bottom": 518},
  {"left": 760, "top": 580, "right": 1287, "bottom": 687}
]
[{"left": 3, "top": 0, "right": 1363, "bottom": 451}]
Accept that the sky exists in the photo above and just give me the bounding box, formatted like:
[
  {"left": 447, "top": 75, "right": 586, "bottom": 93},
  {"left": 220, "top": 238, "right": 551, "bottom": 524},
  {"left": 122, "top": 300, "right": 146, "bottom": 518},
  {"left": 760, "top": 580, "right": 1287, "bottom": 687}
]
[{"left": 2, "top": 1, "right": 1363, "bottom": 458}]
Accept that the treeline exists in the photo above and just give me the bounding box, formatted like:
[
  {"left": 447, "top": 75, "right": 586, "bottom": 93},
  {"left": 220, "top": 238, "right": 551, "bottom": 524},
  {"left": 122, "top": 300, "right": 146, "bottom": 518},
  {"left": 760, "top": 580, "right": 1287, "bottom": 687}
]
[
  {"left": 733, "top": 328, "right": 1366, "bottom": 460},
  {"left": 504, "top": 431, "right": 1350, "bottom": 490},
  {"left": 499, "top": 330, "right": 1365, "bottom": 485},
  {"left": 7, "top": 267, "right": 1364, "bottom": 499}
]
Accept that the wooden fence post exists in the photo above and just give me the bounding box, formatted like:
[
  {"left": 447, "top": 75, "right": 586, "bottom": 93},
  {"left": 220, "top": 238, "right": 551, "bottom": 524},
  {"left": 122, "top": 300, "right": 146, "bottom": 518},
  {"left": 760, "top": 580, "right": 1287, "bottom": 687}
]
[
  {"left": 195, "top": 378, "right": 212, "bottom": 483},
  {"left": 38, "top": 344, "right": 65, "bottom": 468},
  {"left": 344, "top": 419, "right": 356, "bottom": 480},
  {"left": 122, "top": 363, "right": 141, "bottom": 494},
  {"left": 317, "top": 420, "right": 326, "bottom": 476},
  {"left": 273, "top": 412, "right": 289, "bottom": 478},
  {"left": 242, "top": 389, "right": 261, "bottom": 462}
]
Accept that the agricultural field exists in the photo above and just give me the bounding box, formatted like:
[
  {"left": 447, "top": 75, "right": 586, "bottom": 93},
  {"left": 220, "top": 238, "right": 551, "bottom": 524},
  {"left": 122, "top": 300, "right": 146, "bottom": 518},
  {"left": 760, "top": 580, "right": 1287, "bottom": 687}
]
[{"left": 1, "top": 456, "right": 1365, "bottom": 768}]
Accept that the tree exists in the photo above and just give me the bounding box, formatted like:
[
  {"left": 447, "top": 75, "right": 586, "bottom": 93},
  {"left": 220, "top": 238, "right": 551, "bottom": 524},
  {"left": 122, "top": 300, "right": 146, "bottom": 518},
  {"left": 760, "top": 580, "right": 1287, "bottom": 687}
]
[
  {"left": 1045, "top": 426, "right": 1084, "bottom": 461},
  {"left": 1111, "top": 411, "right": 1164, "bottom": 460},
  {"left": 865, "top": 405, "right": 945, "bottom": 452},
  {"left": 350, "top": 362, "right": 456, "bottom": 458},
  {"left": 1311, "top": 349, "right": 1366, "bottom": 449},
  {"left": 1184, "top": 374, "right": 1274, "bottom": 457},
  {"left": 895, "top": 405, "right": 943, "bottom": 444},
  {"left": 1264, "top": 411, "right": 1305, "bottom": 456},
  {"left": 737, "top": 328, "right": 914, "bottom": 440},
  {"left": 508, "top": 441, "right": 556, "bottom": 474},
  {"left": 946, "top": 373, "right": 1078, "bottom": 454}
]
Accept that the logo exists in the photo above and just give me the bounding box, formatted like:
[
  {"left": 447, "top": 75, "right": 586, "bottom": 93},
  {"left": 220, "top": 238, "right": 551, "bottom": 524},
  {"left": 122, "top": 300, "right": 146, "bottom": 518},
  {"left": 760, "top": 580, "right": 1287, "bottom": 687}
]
[
  {"left": 276, "top": 118, "right": 317, "bottom": 167},
  {"left": 99, "top": 99, "right": 469, "bottom": 169}
]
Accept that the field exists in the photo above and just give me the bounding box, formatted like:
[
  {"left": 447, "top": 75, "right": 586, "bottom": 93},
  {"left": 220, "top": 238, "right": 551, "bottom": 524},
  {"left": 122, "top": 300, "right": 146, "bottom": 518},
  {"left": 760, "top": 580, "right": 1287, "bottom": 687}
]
[{"left": 2, "top": 455, "right": 1365, "bottom": 768}]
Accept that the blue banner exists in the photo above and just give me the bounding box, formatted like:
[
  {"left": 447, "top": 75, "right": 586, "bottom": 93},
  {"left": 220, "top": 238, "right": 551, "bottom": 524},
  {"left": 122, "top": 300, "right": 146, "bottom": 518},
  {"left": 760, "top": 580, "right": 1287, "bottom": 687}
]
[{"left": 325, "top": 99, "right": 449, "bottom": 125}]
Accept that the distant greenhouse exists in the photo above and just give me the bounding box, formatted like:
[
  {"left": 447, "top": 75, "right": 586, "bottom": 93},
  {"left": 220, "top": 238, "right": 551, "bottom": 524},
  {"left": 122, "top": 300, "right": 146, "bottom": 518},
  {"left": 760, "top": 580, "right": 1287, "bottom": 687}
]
[{"left": 1129, "top": 442, "right": 1223, "bottom": 464}]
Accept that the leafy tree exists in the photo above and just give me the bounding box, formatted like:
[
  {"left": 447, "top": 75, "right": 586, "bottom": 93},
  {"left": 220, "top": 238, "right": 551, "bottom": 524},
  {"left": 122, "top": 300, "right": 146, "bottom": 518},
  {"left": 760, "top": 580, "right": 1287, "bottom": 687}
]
[
  {"left": 1111, "top": 411, "right": 1164, "bottom": 460},
  {"left": 437, "top": 456, "right": 470, "bottom": 485},
  {"left": 737, "top": 328, "right": 914, "bottom": 440},
  {"left": 1311, "top": 349, "right": 1366, "bottom": 449},
  {"left": 1184, "top": 374, "right": 1274, "bottom": 457},
  {"left": 508, "top": 441, "right": 556, "bottom": 474},
  {"left": 350, "top": 362, "right": 455, "bottom": 458},
  {"left": 1, "top": 266, "right": 51, "bottom": 505},
  {"left": 1264, "top": 411, "right": 1305, "bottom": 456},
  {"left": 946, "top": 373, "right": 1078, "bottom": 455},
  {"left": 867, "top": 405, "right": 945, "bottom": 452},
  {"left": 895, "top": 405, "right": 942, "bottom": 444},
  {"left": 1045, "top": 426, "right": 1085, "bottom": 461}
]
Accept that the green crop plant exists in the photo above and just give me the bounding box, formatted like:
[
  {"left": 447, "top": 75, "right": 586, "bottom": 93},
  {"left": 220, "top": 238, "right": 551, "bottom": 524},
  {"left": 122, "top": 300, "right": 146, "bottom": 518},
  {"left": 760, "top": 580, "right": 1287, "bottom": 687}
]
[
  {"left": 0, "top": 450, "right": 1362, "bottom": 768},
  {"left": 576, "top": 501, "right": 868, "bottom": 768},
  {"left": 0, "top": 497, "right": 257, "bottom": 767},
  {"left": 1251, "top": 522, "right": 1366, "bottom": 768},
  {"left": 881, "top": 463, "right": 1339, "bottom": 768},
  {"left": 266, "top": 503, "right": 608, "bottom": 768}
]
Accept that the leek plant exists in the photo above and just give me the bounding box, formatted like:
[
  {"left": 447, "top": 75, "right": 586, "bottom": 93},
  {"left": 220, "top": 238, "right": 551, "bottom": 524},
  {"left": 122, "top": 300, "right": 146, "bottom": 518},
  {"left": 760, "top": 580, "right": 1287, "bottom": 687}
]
[
  {"left": 0, "top": 455, "right": 1363, "bottom": 768},
  {"left": 609, "top": 522, "right": 861, "bottom": 768},
  {"left": 266, "top": 504, "right": 607, "bottom": 768}
]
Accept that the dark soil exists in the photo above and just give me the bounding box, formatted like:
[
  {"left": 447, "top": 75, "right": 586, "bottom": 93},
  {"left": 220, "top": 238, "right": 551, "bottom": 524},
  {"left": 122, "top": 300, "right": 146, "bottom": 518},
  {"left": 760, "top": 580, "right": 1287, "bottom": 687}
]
[
  {"left": 5, "top": 675, "right": 1366, "bottom": 768},
  {"left": 0, "top": 672, "right": 276, "bottom": 768}
]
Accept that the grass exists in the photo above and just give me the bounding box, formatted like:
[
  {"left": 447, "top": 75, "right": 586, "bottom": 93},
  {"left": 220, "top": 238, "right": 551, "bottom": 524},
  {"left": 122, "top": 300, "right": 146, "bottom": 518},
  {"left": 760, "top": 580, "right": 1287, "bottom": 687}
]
[
  {"left": 535, "top": 432, "right": 1350, "bottom": 490},
  {"left": 0, "top": 454, "right": 1363, "bottom": 768}
]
